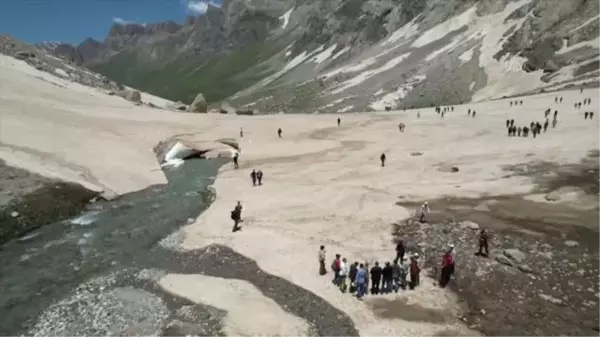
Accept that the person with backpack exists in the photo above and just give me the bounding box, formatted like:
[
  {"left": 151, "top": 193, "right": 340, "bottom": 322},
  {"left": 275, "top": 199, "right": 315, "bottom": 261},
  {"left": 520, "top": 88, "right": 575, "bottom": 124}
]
[
  {"left": 331, "top": 254, "right": 341, "bottom": 284},
  {"left": 231, "top": 201, "right": 243, "bottom": 232}
]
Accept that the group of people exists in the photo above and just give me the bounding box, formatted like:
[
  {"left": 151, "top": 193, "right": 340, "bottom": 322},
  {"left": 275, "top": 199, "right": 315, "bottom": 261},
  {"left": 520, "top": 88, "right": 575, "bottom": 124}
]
[
  {"left": 509, "top": 100, "right": 524, "bottom": 107},
  {"left": 250, "top": 169, "right": 264, "bottom": 186}
]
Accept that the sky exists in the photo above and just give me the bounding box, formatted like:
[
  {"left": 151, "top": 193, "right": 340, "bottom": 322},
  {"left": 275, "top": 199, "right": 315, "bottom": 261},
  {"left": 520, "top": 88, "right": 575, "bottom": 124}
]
[{"left": 1, "top": 0, "right": 222, "bottom": 45}]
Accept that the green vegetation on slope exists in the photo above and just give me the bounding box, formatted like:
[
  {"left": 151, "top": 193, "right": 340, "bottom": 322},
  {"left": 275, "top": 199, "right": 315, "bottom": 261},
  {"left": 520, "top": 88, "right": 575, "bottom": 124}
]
[{"left": 90, "top": 42, "right": 280, "bottom": 103}]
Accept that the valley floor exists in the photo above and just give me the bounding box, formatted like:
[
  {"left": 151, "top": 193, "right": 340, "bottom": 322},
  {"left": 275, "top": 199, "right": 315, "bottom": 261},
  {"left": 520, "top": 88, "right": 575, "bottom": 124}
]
[{"left": 0, "top": 54, "right": 598, "bottom": 335}]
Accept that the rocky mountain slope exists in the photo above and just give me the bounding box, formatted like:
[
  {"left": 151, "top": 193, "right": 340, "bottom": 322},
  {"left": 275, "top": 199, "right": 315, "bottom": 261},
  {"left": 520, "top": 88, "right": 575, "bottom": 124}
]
[{"left": 47, "top": 0, "right": 600, "bottom": 113}]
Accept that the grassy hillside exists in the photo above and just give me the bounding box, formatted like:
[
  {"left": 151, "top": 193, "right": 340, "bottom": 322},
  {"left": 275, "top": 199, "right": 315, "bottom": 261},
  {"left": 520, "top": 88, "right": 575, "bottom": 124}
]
[{"left": 90, "top": 41, "right": 281, "bottom": 103}]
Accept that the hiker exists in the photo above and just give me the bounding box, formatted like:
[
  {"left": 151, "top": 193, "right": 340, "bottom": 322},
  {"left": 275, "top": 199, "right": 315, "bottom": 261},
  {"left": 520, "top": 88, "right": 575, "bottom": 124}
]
[
  {"left": 349, "top": 262, "right": 359, "bottom": 293},
  {"left": 451, "top": 106, "right": 454, "bottom": 112},
  {"left": 590, "top": 112, "right": 594, "bottom": 119},
  {"left": 318, "top": 245, "right": 327, "bottom": 275},
  {"left": 256, "top": 170, "right": 263, "bottom": 185},
  {"left": 523, "top": 126, "right": 529, "bottom": 137},
  {"left": 395, "top": 240, "right": 405, "bottom": 264},
  {"left": 399, "top": 123, "right": 405, "bottom": 132},
  {"left": 554, "top": 110, "right": 558, "bottom": 119},
  {"left": 536, "top": 122, "right": 542, "bottom": 133},
  {"left": 364, "top": 262, "right": 370, "bottom": 295},
  {"left": 233, "top": 152, "right": 240, "bottom": 169},
  {"left": 392, "top": 261, "right": 403, "bottom": 292},
  {"left": 472, "top": 110, "right": 476, "bottom": 118},
  {"left": 555, "top": 97, "right": 558, "bottom": 103},
  {"left": 382, "top": 262, "right": 394, "bottom": 294},
  {"left": 520, "top": 100, "right": 523, "bottom": 105},
  {"left": 507, "top": 126, "right": 512, "bottom": 137},
  {"left": 578, "top": 102, "right": 582, "bottom": 109},
  {"left": 250, "top": 169, "right": 257, "bottom": 186},
  {"left": 517, "top": 126, "right": 522, "bottom": 136},
  {"left": 355, "top": 263, "right": 367, "bottom": 299},
  {"left": 585, "top": 112, "right": 589, "bottom": 120},
  {"left": 468, "top": 109, "right": 471, "bottom": 116},
  {"left": 370, "top": 262, "right": 382, "bottom": 294},
  {"left": 543, "top": 119, "right": 549, "bottom": 132},
  {"left": 506, "top": 119, "right": 510, "bottom": 128},
  {"left": 240, "top": 127, "right": 244, "bottom": 138},
  {"left": 231, "top": 201, "right": 243, "bottom": 232},
  {"left": 332, "top": 254, "right": 341, "bottom": 284},
  {"left": 552, "top": 118, "right": 558, "bottom": 128},
  {"left": 478, "top": 229, "right": 489, "bottom": 257},
  {"left": 380, "top": 153, "right": 386, "bottom": 167},
  {"left": 277, "top": 128, "right": 282, "bottom": 138},
  {"left": 338, "top": 258, "right": 348, "bottom": 292},
  {"left": 439, "top": 246, "right": 455, "bottom": 288},
  {"left": 510, "top": 101, "right": 513, "bottom": 107},
  {"left": 417, "top": 111, "right": 421, "bottom": 118},
  {"left": 419, "top": 201, "right": 430, "bottom": 223},
  {"left": 545, "top": 109, "right": 550, "bottom": 118},
  {"left": 409, "top": 254, "right": 420, "bottom": 289},
  {"left": 337, "top": 117, "right": 341, "bottom": 127},
  {"left": 560, "top": 97, "right": 563, "bottom": 103}
]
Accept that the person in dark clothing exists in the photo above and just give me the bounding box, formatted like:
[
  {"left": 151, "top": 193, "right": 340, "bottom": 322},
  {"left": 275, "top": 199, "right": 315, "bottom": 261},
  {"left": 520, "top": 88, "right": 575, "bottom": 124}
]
[
  {"left": 233, "top": 152, "right": 240, "bottom": 169},
  {"left": 277, "top": 128, "right": 282, "bottom": 138},
  {"left": 477, "top": 229, "right": 489, "bottom": 257},
  {"left": 472, "top": 110, "right": 476, "bottom": 117},
  {"left": 560, "top": 97, "right": 563, "bottom": 103},
  {"left": 409, "top": 254, "right": 420, "bottom": 289},
  {"left": 382, "top": 262, "right": 394, "bottom": 294},
  {"left": 439, "top": 249, "right": 454, "bottom": 288},
  {"left": 332, "top": 254, "right": 341, "bottom": 284},
  {"left": 337, "top": 118, "right": 341, "bottom": 127},
  {"left": 517, "top": 126, "right": 522, "bottom": 137},
  {"left": 520, "top": 100, "right": 523, "bottom": 105},
  {"left": 468, "top": 109, "right": 471, "bottom": 116},
  {"left": 590, "top": 112, "right": 594, "bottom": 119},
  {"left": 250, "top": 169, "right": 257, "bottom": 186},
  {"left": 585, "top": 112, "right": 589, "bottom": 120},
  {"left": 370, "top": 262, "right": 382, "bottom": 294},
  {"left": 578, "top": 102, "right": 582, "bottom": 109},
  {"left": 523, "top": 126, "right": 529, "bottom": 137},
  {"left": 231, "top": 201, "right": 243, "bottom": 232},
  {"left": 506, "top": 119, "right": 510, "bottom": 128},
  {"left": 536, "top": 122, "right": 542, "bottom": 133},
  {"left": 318, "top": 246, "right": 327, "bottom": 275},
  {"left": 380, "top": 153, "right": 386, "bottom": 167},
  {"left": 554, "top": 110, "right": 558, "bottom": 119},
  {"left": 510, "top": 101, "right": 513, "bottom": 107},
  {"left": 256, "top": 170, "right": 263, "bottom": 185},
  {"left": 510, "top": 119, "right": 515, "bottom": 127},
  {"left": 240, "top": 128, "right": 244, "bottom": 138},
  {"left": 395, "top": 240, "right": 405, "bottom": 264},
  {"left": 349, "top": 262, "right": 359, "bottom": 293},
  {"left": 543, "top": 119, "right": 549, "bottom": 132}
]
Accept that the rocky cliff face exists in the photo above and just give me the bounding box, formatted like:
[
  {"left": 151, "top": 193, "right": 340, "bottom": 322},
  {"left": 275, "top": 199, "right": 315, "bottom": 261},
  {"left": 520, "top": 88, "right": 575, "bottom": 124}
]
[{"left": 42, "top": 0, "right": 600, "bottom": 111}]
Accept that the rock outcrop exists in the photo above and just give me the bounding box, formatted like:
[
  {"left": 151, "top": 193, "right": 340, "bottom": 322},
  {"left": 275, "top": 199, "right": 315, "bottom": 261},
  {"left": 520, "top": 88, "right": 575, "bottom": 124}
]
[
  {"left": 188, "top": 93, "right": 208, "bottom": 113},
  {"left": 118, "top": 89, "right": 142, "bottom": 103}
]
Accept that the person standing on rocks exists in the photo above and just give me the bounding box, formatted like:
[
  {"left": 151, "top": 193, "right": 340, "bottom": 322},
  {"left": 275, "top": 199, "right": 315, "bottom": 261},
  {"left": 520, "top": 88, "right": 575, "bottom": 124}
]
[
  {"left": 337, "top": 117, "right": 341, "bottom": 127},
  {"left": 370, "top": 262, "right": 382, "bottom": 294},
  {"left": 256, "top": 170, "right": 263, "bottom": 186},
  {"left": 478, "top": 229, "right": 489, "bottom": 257},
  {"left": 392, "top": 261, "right": 403, "bottom": 292},
  {"left": 380, "top": 153, "right": 386, "bottom": 167},
  {"left": 233, "top": 152, "right": 240, "bottom": 169},
  {"left": 318, "top": 245, "right": 327, "bottom": 275},
  {"left": 250, "top": 169, "right": 257, "bottom": 186},
  {"left": 382, "top": 262, "right": 394, "bottom": 294},
  {"left": 395, "top": 240, "right": 405, "bottom": 264},
  {"left": 439, "top": 247, "right": 455, "bottom": 288},
  {"left": 355, "top": 264, "right": 367, "bottom": 300},
  {"left": 419, "top": 201, "right": 430, "bottom": 223},
  {"left": 277, "top": 128, "right": 282, "bottom": 138},
  {"left": 409, "top": 254, "right": 420, "bottom": 289},
  {"left": 231, "top": 201, "right": 243, "bottom": 232}
]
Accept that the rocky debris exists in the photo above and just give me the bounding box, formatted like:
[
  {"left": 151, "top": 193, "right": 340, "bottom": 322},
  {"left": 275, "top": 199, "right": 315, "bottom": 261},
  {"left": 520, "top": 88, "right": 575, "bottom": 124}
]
[
  {"left": 410, "top": 152, "right": 423, "bottom": 156},
  {"left": 459, "top": 220, "right": 479, "bottom": 230},
  {"left": 392, "top": 198, "right": 599, "bottom": 337},
  {"left": 167, "top": 101, "right": 187, "bottom": 111},
  {"left": 219, "top": 101, "right": 237, "bottom": 114},
  {"left": 235, "top": 109, "right": 255, "bottom": 115},
  {"left": 0, "top": 36, "right": 121, "bottom": 93},
  {"left": 438, "top": 164, "right": 460, "bottom": 173},
  {"left": 545, "top": 186, "right": 585, "bottom": 201},
  {"left": 117, "top": 89, "right": 141, "bottom": 103},
  {"left": 188, "top": 93, "right": 208, "bottom": 113}
]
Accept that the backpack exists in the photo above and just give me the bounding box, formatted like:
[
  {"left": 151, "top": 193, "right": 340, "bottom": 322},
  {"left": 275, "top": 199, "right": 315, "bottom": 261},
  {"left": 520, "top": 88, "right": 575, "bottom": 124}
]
[{"left": 230, "top": 210, "right": 236, "bottom": 220}]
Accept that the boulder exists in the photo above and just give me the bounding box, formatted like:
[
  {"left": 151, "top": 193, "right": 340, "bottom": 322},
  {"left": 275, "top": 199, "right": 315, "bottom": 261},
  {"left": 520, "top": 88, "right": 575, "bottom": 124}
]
[
  {"left": 518, "top": 264, "right": 533, "bottom": 273},
  {"left": 503, "top": 248, "right": 526, "bottom": 263},
  {"left": 495, "top": 254, "right": 513, "bottom": 266},
  {"left": 169, "top": 102, "right": 187, "bottom": 111},
  {"left": 125, "top": 90, "right": 142, "bottom": 103},
  {"left": 564, "top": 240, "right": 579, "bottom": 247},
  {"left": 220, "top": 101, "right": 237, "bottom": 114},
  {"left": 188, "top": 93, "right": 208, "bottom": 113},
  {"left": 459, "top": 220, "right": 479, "bottom": 230}
]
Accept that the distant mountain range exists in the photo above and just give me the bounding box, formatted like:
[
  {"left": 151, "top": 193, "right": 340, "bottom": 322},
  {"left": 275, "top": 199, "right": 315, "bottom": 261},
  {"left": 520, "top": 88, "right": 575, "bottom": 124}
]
[{"left": 35, "top": 0, "right": 600, "bottom": 112}]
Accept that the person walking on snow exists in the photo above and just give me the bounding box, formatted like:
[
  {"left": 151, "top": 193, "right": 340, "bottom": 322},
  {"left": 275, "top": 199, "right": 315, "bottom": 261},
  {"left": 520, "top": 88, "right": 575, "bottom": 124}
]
[
  {"left": 337, "top": 117, "right": 341, "bottom": 127},
  {"left": 250, "top": 169, "right": 257, "bottom": 186},
  {"left": 380, "top": 153, "right": 386, "bottom": 167},
  {"left": 256, "top": 170, "right": 263, "bottom": 186},
  {"left": 318, "top": 245, "right": 327, "bottom": 275},
  {"left": 355, "top": 264, "right": 367, "bottom": 300},
  {"left": 233, "top": 152, "right": 240, "bottom": 169},
  {"left": 419, "top": 201, "right": 430, "bottom": 223},
  {"left": 277, "top": 128, "right": 282, "bottom": 138}
]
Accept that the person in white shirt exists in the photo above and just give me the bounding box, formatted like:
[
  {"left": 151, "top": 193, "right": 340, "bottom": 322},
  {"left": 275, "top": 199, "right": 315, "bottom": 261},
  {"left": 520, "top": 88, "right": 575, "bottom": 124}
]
[
  {"left": 419, "top": 201, "right": 430, "bottom": 222},
  {"left": 338, "top": 258, "right": 348, "bottom": 292}
]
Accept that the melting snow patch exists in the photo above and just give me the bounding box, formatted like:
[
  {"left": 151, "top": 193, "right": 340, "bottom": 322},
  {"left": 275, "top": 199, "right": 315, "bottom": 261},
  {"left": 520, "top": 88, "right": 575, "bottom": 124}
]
[
  {"left": 369, "top": 75, "right": 426, "bottom": 110},
  {"left": 374, "top": 89, "right": 385, "bottom": 96},
  {"left": 381, "top": 16, "right": 420, "bottom": 47},
  {"left": 459, "top": 48, "right": 475, "bottom": 65},
  {"left": 323, "top": 57, "right": 377, "bottom": 78},
  {"left": 319, "top": 96, "right": 353, "bottom": 109},
  {"left": 280, "top": 8, "right": 294, "bottom": 29},
  {"left": 469, "top": 81, "right": 476, "bottom": 91},
  {"left": 54, "top": 68, "right": 68, "bottom": 77},
  {"left": 331, "top": 53, "right": 411, "bottom": 95},
  {"left": 412, "top": 7, "right": 477, "bottom": 48},
  {"left": 331, "top": 46, "right": 350, "bottom": 61},
  {"left": 285, "top": 50, "right": 291, "bottom": 57},
  {"left": 311, "top": 45, "right": 338, "bottom": 64},
  {"left": 338, "top": 105, "right": 353, "bottom": 113}
]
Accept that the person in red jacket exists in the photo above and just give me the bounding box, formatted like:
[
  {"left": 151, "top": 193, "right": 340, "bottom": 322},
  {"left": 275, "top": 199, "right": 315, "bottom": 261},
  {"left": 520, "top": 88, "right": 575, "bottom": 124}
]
[
  {"left": 409, "top": 254, "right": 420, "bottom": 289},
  {"left": 439, "top": 247, "right": 455, "bottom": 288}
]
